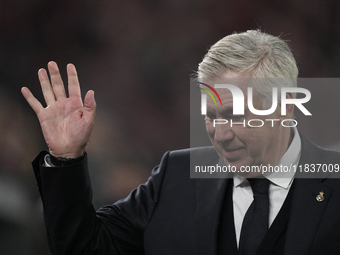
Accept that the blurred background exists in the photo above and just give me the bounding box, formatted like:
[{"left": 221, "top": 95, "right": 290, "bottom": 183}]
[{"left": 1, "top": 0, "right": 340, "bottom": 254}]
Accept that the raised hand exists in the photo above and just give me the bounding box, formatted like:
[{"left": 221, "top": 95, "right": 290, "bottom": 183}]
[{"left": 21, "top": 61, "right": 96, "bottom": 159}]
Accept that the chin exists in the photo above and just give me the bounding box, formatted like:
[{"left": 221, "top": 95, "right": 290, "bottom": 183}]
[{"left": 236, "top": 171, "right": 264, "bottom": 178}]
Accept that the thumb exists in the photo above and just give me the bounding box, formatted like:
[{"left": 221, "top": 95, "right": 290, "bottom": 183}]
[
  {"left": 84, "top": 90, "right": 96, "bottom": 124},
  {"left": 84, "top": 90, "right": 96, "bottom": 112}
]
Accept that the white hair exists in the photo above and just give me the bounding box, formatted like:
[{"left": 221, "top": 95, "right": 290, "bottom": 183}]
[{"left": 197, "top": 30, "right": 298, "bottom": 109}]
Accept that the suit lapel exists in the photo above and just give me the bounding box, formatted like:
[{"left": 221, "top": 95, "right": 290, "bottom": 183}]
[
  {"left": 284, "top": 178, "right": 332, "bottom": 255},
  {"left": 195, "top": 177, "right": 229, "bottom": 255},
  {"left": 284, "top": 132, "right": 333, "bottom": 254},
  {"left": 191, "top": 149, "right": 232, "bottom": 255}
]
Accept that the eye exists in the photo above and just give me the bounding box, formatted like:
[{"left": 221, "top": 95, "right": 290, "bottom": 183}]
[
  {"left": 231, "top": 115, "right": 244, "bottom": 121},
  {"left": 205, "top": 113, "right": 215, "bottom": 121}
]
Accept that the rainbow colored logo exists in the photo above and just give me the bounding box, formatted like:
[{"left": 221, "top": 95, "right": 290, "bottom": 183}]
[{"left": 197, "top": 82, "right": 223, "bottom": 106}]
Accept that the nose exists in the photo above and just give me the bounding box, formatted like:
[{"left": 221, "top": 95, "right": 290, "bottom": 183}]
[{"left": 213, "top": 122, "right": 235, "bottom": 143}]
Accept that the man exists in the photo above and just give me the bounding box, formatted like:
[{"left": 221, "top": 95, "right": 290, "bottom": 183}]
[{"left": 21, "top": 30, "right": 340, "bottom": 254}]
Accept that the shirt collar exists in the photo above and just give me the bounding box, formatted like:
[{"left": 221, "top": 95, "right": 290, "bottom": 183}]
[{"left": 234, "top": 127, "right": 301, "bottom": 189}]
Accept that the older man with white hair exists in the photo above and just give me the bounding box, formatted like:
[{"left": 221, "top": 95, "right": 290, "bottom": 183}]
[{"left": 22, "top": 30, "right": 340, "bottom": 255}]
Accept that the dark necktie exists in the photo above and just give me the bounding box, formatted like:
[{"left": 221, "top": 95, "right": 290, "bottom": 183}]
[{"left": 239, "top": 178, "right": 270, "bottom": 255}]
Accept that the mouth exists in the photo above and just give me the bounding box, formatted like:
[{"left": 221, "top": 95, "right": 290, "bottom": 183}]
[{"left": 221, "top": 148, "right": 243, "bottom": 160}]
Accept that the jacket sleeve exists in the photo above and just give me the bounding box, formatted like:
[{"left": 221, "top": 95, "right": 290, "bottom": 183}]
[{"left": 32, "top": 151, "right": 169, "bottom": 255}]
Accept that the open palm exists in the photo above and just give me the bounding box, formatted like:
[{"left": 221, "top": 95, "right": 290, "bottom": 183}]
[{"left": 21, "top": 61, "right": 96, "bottom": 159}]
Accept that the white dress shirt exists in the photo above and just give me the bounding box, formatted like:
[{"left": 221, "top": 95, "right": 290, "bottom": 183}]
[{"left": 233, "top": 127, "right": 301, "bottom": 247}]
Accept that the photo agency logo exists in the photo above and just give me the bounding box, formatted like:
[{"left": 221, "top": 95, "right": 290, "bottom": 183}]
[{"left": 197, "top": 81, "right": 312, "bottom": 128}]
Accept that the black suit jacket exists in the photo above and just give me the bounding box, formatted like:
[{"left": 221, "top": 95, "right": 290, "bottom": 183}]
[{"left": 33, "top": 133, "right": 340, "bottom": 255}]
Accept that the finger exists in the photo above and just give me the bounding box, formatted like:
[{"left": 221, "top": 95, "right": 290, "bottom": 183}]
[
  {"left": 84, "top": 90, "right": 96, "bottom": 121},
  {"left": 21, "top": 87, "right": 44, "bottom": 115},
  {"left": 67, "top": 63, "right": 81, "bottom": 99},
  {"left": 38, "top": 68, "right": 55, "bottom": 106},
  {"left": 84, "top": 90, "right": 96, "bottom": 112},
  {"left": 48, "top": 61, "right": 66, "bottom": 100}
]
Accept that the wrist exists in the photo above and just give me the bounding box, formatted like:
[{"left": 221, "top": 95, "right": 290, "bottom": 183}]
[
  {"left": 49, "top": 149, "right": 85, "bottom": 160},
  {"left": 49, "top": 153, "right": 85, "bottom": 167}
]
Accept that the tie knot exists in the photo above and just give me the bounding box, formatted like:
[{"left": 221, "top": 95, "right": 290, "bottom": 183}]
[{"left": 248, "top": 178, "right": 270, "bottom": 195}]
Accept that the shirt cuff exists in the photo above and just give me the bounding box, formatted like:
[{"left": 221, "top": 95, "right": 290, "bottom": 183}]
[{"left": 44, "top": 154, "right": 53, "bottom": 167}]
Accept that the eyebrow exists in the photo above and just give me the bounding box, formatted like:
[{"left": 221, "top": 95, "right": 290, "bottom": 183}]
[
  {"left": 206, "top": 107, "right": 234, "bottom": 117},
  {"left": 220, "top": 107, "right": 234, "bottom": 116},
  {"left": 216, "top": 105, "right": 248, "bottom": 116},
  {"left": 207, "top": 101, "right": 248, "bottom": 115}
]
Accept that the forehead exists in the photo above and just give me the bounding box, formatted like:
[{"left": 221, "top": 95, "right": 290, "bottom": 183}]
[
  {"left": 200, "top": 78, "right": 247, "bottom": 101},
  {"left": 200, "top": 76, "right": 249, "bottom": 94},
  {"left": 200, "top": 77, "right": 263, "bottom": 112}
]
